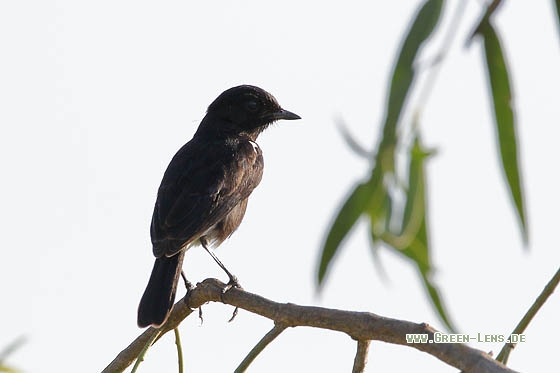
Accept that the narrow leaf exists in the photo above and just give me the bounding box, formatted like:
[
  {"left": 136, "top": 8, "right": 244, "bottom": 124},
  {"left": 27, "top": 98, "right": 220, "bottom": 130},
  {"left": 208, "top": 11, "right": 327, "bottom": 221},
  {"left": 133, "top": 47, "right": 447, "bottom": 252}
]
[
  {"left": 380, "top": 0, "right": 443, "bottom": 148},
  {"left": 481, "top": 21, "right": 528, "bottom": 243},
  {"left": 399, "top": 138, "right": 431, "bottom": 272},
  {"left": 336, "top": 117, "right": 371, "bottom": 158},
  {"left": 367, "top": 190, "right": 393, "bottom": 283},
  {"left": 420, "top": 271, "right": 456, "bottom": 332},
  {"left": 320, "top": 0, "right": 444, "bottom": 293},
  {"left": 554, "top": 0, "right": 560, "bottom": 39},
  {"left": 318, "top": 181, "right": 375, "bottom": 284},
  {"left": 368, "top": 229, "right": 389, "bottom": 283},
  {"left": 392, "top": 136, "right": 455, "bottom": 331}
]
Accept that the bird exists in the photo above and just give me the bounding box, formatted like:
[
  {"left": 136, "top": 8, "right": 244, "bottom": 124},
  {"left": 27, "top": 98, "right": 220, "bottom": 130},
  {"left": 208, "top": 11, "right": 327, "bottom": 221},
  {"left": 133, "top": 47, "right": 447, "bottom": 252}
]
[{"left": 137, "top": 85, "right": 300, "bottom": 328}]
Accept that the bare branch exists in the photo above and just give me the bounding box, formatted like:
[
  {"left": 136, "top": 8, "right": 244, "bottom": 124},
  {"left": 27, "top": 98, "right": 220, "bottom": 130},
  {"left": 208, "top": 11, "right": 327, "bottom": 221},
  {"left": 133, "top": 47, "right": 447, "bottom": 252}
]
[
  {"left": 129, "top": 329, "right": 160, "bottom": 373},
  {"left": 103, "top": 278, "right": 519, "bottom": 373},
  {"left": 352, "top": 339, "right": 371, "bottom": 373},
  {"left": 496, "top": 266, "right": 560, "bottom": 364},
  {"left": 234, "top": 323, "right": 287, "bottom": 373},
  {"left": 101, "top": 302, "right": 196, "bottom": 372}
]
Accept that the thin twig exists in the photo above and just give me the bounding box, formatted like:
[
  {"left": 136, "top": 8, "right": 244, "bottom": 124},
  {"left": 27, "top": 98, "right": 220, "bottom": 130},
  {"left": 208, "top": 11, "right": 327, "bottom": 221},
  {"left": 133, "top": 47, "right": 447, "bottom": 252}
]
[
  {"left": 234, "top": 323, "right": 288, "bottom": 373},
  {"left": 174, "top": 328, "right": 184, "bottom": 373},
  {"left": 496, "top": 267, "right": 560, "bottom": 364},
  {"left": 130, "top": 329, "right": 161, "bottom": 373},
  {"left": 466, "top": 0, "right": 505, "bottom": 44},
  {"left": 102, "top": 307, "right": 195, "bottom": 373},
  {"left": 352, "top": 339, "right": 371, "bottom": 373}
]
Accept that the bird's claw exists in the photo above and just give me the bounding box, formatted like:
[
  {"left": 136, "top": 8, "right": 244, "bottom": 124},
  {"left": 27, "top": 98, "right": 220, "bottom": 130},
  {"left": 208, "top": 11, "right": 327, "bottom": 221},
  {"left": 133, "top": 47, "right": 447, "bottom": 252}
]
[
  {"left": 219, "top": 275, "right": 242, "bottom": 303},
  {"left": 183, "top": 287, "right": 195, "bottom": 311},
  {"left": 223, "top": 275, "right": 242, "bottom": 293},
  {"left": 219, "top": 276, "right": 242, "bottom": 322},
  {"left": 198, "top": 306, "right": 204, "bottom": 325},
  {"left": 228, "top": 306, "right": 239, "bottom": 323}
]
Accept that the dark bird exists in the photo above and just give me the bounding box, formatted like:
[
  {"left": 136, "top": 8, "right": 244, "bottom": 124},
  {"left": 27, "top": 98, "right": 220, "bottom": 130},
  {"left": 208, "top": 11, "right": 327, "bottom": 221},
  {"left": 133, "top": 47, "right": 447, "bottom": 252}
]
[{"left": 137, "top": 85, "right": 300, "bottom": 328}]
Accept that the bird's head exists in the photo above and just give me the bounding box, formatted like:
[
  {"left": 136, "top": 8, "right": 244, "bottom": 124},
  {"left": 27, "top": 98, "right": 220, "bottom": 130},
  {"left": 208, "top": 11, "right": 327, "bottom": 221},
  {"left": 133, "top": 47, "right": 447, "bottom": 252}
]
[{"left": 198, "top": 85, "right": 300, "bottom": 139}]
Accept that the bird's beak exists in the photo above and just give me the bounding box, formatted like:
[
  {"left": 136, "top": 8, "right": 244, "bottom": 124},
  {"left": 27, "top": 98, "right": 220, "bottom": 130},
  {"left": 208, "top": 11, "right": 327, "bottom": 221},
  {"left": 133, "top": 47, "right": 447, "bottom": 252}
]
[{"left": 272, "top": 109, "right": 301, "bottom": 121}]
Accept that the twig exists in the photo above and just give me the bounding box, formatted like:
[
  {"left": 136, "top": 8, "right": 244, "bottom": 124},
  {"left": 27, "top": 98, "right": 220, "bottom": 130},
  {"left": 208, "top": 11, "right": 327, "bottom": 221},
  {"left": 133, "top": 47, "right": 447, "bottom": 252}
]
[
  {"left": 234, "top": 323, "right": 287, "bottom": 373},
  {"left": 101, "top": 306, "right": 195, "bottom": 373},
  {"left": 103, "top": 278, "right": 519, "bottom": 373},
  {"left": 496, "top": 267, "right": 560, "bottom": 364},
  {"left": 467, "top": 0, "right": 505, "bottom": 45},
  {"left": 352, "top": 339, "right": 371, "bottom": 373},
  {"left": 130, "top": 329, "right": 160, "bottom": 373},
  {"left": 174, "top": 328, "right": 184, "bottom": 373}
]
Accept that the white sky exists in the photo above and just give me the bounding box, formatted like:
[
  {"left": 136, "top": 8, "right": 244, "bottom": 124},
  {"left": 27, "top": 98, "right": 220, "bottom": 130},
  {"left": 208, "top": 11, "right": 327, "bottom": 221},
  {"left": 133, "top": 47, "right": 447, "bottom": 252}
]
[{"left": 1, "top": 1, "right": 559, "bottom": 372}]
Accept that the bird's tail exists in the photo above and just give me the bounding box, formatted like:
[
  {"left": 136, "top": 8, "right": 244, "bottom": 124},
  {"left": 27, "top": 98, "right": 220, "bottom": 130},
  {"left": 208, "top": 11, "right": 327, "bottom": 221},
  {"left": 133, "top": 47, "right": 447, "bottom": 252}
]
[{"left": 137, "top": 252, "right": 185, "bottom": 328}]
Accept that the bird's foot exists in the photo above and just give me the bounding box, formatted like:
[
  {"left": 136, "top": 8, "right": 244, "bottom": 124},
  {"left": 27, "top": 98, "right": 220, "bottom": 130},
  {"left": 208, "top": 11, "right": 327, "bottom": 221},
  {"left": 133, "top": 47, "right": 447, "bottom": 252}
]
[
  {"left": 219, "top": 275, "right": 242, "bottom": 323},
  {"left": 181, "top": 280, "right": 204, "bottom": 324},
  {"left": 219, "top": 275, "right": 241, "bottom": 302},
  {"left": 181, "top": 271, "right": 194, "bottom": 291},
  {"left": 228, "top": 306, "right": 239, "bottom": 323},
  {"left": 198, "top": 306, "right": 204, "bottom": 325},
  {"left": 182, "top": 271, "right": 196, "bottom": 311},
  {"left": 223, "top": 274, "right": 243, "bottom": 293}
]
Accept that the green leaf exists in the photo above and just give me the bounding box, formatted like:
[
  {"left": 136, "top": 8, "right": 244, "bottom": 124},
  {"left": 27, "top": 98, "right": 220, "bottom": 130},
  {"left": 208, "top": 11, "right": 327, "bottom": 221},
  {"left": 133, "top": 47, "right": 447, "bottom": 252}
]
[
  {"left": 399, "top": 139, "right": 431, "bottom": 272},
  {"left": 318, "top": 180, "right": 377, "bottom": 285},
  {"left": 554, "top": 0, "right": 560, "bottom": 38},
  {"left": 336, "top": 117, "right": 371, "bottom": 158},
  {"left": 368, "top": 214, "right": 390, "bottom": 283},
  {"left": 420, "top": 271, "right": 456, "bottom": 333},
  {"left": 389, "top": 136, "right": 455, "bottom": 331},
  {"left": 367, "top": 189, "right": 393, "bottom": 283},
  {"left": 481, "top": 20, "right": 528, "bottom": 244},
  {"left": 404, "top": 140, "right": 455, "bottom": 331},
  {"left": 320, "top": 0, "right": 444, "bottom": 295},
  {"left": 379, "top": 0, "right": 443, "bottom": 148}
]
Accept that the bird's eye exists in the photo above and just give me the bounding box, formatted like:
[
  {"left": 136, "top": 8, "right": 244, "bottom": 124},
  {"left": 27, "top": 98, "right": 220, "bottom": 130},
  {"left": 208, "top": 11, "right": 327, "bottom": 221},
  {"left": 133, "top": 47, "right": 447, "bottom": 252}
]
[{"left": 245, "top": 100, "right": 258, "bottom": 112}]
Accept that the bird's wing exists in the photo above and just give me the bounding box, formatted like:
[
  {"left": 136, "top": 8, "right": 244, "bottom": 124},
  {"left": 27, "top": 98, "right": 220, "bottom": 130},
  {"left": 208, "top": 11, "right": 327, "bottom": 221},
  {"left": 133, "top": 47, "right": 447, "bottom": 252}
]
[{"left": 150, "top": 138, "right": 263, "bottom": 258}]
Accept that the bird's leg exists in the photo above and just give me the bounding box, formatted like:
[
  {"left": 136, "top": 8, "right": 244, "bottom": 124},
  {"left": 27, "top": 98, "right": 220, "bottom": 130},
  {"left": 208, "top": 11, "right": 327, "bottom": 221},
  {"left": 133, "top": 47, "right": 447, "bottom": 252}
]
[
  {"left": 200, "top": 238, "right": 241, "bottom": 322},
  {"left": 181, "top": 270, "right": 200, "bottom": 318},
  {"left": 200, "top": 238, "right": 242, "bottom": 291}
]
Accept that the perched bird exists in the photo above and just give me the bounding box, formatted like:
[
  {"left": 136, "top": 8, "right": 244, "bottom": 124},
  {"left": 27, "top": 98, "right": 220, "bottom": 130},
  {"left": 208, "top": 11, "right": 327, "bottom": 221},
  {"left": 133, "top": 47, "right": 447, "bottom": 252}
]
[{"left": 137, "top": 85, "right": 300, "bottom": 328}]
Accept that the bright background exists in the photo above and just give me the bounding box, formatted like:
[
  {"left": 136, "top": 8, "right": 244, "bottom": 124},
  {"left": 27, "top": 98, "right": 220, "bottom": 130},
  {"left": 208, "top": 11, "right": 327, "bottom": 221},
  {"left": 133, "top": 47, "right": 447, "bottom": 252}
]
[{"left": 1, "top": 1, "right": 559, "bottom": 372}]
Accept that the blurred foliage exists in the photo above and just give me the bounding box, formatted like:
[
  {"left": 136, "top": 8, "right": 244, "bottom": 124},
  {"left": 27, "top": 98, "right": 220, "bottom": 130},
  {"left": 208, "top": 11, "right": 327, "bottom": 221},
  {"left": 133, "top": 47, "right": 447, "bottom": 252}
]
[
  {"left": 0, "top": 336, "right": 25, "bottom": 373},
  {"left": 318, "top": 0, "right": 532, "bottom": 332},
  {"left": 477, "top": 15, "right": 527, "bottom": 243},
  {"left": 555, "top": 0, "right": 560, "bottom": 36}
]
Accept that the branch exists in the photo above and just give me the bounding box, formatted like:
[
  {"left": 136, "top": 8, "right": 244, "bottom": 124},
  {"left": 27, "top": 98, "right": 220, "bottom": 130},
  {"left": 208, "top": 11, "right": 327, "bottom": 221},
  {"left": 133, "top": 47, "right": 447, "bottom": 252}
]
[
  {"left": 496, "top": 266, "right": 560, "bottom": 363},
  {"left": 129, "top": 329, "right": 160, "bottom": 373},
  {"left": 234, "top": 323, "right": 287, "bottom": 373},
  {"left": 103, "top": 278, "right": 518, "bottom": 373},
  {"left": 352, "top": 339, "right": 371, "bottom": 373}
]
